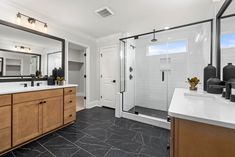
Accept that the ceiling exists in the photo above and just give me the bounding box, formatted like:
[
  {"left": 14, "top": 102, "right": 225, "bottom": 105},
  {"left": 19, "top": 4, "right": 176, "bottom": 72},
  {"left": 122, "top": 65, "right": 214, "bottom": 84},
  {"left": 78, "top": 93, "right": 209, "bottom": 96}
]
[{"left": 5, "top": 0, "right": 216, "bottom": 38}]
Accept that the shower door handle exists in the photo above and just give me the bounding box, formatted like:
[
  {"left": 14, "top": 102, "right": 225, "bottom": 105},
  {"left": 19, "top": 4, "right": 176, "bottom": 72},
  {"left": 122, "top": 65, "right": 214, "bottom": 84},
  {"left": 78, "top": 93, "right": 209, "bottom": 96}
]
[{"left": 162, "top": 71, "right": 165, "bottom": 82}]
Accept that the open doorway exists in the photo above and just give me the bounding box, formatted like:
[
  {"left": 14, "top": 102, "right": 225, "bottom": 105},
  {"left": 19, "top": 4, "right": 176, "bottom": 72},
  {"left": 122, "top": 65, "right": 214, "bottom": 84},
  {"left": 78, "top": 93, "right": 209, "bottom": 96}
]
[{"left": 68, "top": 42, "right": 86, "bottom": 111}]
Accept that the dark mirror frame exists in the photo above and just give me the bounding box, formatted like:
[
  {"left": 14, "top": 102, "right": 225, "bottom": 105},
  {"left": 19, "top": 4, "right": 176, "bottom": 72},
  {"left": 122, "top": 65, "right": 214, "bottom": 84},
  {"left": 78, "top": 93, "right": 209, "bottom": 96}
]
[
  {"left": 0, "top": 19, "right": 65, "bottom": 82},
  {"left": 216, "top": 0, "right": 233, "bottom": 79}
]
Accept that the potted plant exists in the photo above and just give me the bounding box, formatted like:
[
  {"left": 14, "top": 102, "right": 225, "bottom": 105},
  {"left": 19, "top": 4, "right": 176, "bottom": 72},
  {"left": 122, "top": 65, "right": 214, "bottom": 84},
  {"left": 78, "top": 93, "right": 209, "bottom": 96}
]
[{"left": 187, "top": 77, "right": 200, "bottom": 91}]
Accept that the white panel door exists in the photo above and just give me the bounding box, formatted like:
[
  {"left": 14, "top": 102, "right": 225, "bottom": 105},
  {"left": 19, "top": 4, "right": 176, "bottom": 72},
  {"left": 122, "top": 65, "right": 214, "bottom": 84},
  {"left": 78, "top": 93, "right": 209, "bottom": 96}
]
[{"left": 100, "top": 45, "right": 118, "bottom": 109}]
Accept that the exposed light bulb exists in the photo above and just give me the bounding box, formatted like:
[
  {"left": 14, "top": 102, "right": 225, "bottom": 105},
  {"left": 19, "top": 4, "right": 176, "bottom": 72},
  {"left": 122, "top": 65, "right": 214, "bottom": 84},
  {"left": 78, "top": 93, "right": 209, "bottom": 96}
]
[
  {"left": 164, "top": 26, "right": 170, "bottom": 30},
  {"left": 44, "top": 23, "right": 48, "bottom": 33},
  {"left": 16, "top": 13, "right": 21, "bottom": 24}
]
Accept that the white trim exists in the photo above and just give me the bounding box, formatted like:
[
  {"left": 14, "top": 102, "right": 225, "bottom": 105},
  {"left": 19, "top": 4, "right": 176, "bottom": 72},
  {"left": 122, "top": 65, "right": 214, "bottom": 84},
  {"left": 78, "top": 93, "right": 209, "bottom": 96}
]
[
  {"left": 66, "top": 40, "right": 90, "bottom": 110},
  {"left": 122, "top": 111, "right": 170, "bottom": 129},
  {"left": 86, "top": 100, "right": 101, "bottom": 109}
]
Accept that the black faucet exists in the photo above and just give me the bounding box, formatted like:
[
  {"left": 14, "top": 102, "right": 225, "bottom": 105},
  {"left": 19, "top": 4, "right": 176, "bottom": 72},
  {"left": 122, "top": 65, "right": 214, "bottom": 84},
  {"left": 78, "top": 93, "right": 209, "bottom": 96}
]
[{"left": 30, "top": 75, "right": 36, "bottom": 87}]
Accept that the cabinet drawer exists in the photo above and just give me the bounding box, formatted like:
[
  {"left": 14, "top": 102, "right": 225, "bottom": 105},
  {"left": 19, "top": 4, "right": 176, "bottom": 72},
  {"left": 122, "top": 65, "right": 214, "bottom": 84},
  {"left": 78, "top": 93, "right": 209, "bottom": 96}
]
[
  {"left": 64, "top": 87, "right": 76, "bottom": 95},
  {"left": 64, "top": 107, "right": 76, "bottom": 124},
  {"left": 0, "top": 106, "right": 11, "bottom": 130},
  {"left": 13, "top": 89, "right": 63, "bottom": 104},
  {"left": 0, "top": 128, "right": 11, "bottom": 152},
  {"left": 64, "top": 95, "right": 76, "bottom": 109},
  {"left": 0, "top": 95, "right": 11, "bottom": 107}
]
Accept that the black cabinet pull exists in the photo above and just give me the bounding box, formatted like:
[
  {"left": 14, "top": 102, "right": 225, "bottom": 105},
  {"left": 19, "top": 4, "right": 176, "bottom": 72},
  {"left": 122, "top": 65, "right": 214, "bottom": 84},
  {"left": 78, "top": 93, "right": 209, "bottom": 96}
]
[
  {"left": 69, "top": 114, "right": 72, "bottom": 117},
  {"left": 69, "top": 100, "right": 73, "bottom": 103},
  {"left": 162, "top": 71, "right": 165, "bottom": 82},
  {"left": 167, "top": 116, "right": 171, "bottom": 122},
  {"left": 43, "top": 101, "right": 47, "bottom": 104},
  {"left": 112, "top": 80, "right": 116, "bottom": 83}
]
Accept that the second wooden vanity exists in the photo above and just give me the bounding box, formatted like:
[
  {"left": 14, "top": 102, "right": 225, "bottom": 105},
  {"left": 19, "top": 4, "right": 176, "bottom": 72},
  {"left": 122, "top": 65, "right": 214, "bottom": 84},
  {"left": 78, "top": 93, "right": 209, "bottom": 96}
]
[{"left": 0, "top": 85, "right": 77, "bottom": 155}]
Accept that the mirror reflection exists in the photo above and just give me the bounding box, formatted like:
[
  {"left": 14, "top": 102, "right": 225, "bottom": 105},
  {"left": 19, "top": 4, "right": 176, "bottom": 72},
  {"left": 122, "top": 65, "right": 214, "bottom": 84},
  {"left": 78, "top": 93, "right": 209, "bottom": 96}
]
[{"left": 0, "top": 24, "right": 62, "bottom": 78}]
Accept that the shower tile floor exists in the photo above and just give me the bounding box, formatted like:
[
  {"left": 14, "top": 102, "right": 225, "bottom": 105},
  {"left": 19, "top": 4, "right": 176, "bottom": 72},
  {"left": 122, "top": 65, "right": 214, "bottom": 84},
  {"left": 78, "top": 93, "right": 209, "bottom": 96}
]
[
  {"left": 128, "top": 106, "right": 168, "bottom": 120},
  {"left": 2, "top": 107, "right": 170, "bottom": 157}
]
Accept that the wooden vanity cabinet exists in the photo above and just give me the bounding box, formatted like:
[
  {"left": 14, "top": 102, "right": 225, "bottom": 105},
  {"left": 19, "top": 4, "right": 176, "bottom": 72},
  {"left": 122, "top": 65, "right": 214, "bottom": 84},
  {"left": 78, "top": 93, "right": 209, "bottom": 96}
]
[
  {"left": 171, "top": 118, "right": 235, "bottom": 157},
  {"left": 0, "top": 87, "right": 77, "bottom": 155},
  {"left": 64, "top": 87, "right": 76, "bottom": 124},
  {"left": 0, "top": 95, "right": 11, "bottom": 152},
  {"left": 13, "top": 100, "right": 42, "bottom": 146},
  {"left": 43, "top": 96, "right": 63, "bottom": 133},
  {"left": 12, "top": 89, "right": 64, "bottom": 146}
]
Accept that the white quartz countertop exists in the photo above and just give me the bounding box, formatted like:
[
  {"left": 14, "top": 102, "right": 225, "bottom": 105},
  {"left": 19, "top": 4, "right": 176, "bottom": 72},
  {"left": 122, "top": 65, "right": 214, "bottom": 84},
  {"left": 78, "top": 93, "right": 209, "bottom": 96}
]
[
  {"left": 168, "top": 88, "right": 235, "bottom": 129},
  {"left": 0, "top": 84, "right": 77, "bottom": 95}
]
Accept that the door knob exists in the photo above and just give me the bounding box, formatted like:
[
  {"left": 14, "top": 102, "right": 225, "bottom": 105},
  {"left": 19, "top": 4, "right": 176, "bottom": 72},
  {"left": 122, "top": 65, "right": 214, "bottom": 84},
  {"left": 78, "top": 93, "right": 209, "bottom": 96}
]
[{"left": 112, "top": 80, "right": 116, "bottom": 83}]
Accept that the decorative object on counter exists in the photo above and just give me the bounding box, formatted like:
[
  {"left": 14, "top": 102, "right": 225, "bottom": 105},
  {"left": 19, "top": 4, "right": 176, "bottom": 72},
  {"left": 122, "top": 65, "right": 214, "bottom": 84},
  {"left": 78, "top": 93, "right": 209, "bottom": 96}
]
[
  {"left": 225, "top": 78, "right": 235, "bottom": 99},
  {"left": 203, "top": 64, "right": 216, "bottom": 91},
  {"left": 57, "top": 68, "right": 64, "bottom": 77},
  {"left": 187, "top": 77, "right": 200, "bottom": 91},
  {"left": 223, "top": 63, "right": 235, "bottom": 82},
  {"left": 230, "top": 95, "right": 235, "bottom": 102},
  {"left": 35, "top": 70, "right": 42, "bottom": 78},
  {"left": 47, "top": 76, "right": 55, "bottom": 85},
  {"left": 52, "top": 68, "right": 58, "bottom": 79},
  {"left": 56, "top": 77, "right": 65, "bottom": 86},
  {"left": 207, "top": 78, "right": 224, "bottom": 94}
]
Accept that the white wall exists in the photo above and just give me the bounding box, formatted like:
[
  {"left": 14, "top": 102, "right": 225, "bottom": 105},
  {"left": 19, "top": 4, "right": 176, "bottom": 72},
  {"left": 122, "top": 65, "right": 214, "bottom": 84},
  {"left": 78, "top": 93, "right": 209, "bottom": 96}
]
[{"left": 0, "top": 2, "right": 99, "bottom": 103}]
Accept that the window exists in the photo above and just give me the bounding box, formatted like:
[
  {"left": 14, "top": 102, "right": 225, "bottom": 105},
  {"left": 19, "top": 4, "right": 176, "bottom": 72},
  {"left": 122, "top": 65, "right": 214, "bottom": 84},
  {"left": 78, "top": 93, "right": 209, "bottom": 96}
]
[
  {"left": 221, "top": 33, "right": 235, "bottom": 49},
  {"left": 147, "top": 40, "right": 187, "bottom": 56}
]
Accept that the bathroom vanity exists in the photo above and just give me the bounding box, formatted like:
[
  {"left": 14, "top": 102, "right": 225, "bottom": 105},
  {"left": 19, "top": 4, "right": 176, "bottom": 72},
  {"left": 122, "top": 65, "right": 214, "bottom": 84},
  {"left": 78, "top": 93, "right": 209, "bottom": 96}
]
[
  {"left": 169, "top": 88, "right": 235, "bottom": 157},
  {"left": 0, "top": 85, "right": 77, "bottom": 155}
]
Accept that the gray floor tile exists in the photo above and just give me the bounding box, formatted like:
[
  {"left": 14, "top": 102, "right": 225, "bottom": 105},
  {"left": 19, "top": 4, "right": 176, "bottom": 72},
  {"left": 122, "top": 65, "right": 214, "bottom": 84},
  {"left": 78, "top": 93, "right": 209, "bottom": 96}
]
[
  {"left": 75, "top": 135, "right": 111, "bottom": 157},
  {"left": 42, "top": 136, "right": 79, "bottom": 157}
]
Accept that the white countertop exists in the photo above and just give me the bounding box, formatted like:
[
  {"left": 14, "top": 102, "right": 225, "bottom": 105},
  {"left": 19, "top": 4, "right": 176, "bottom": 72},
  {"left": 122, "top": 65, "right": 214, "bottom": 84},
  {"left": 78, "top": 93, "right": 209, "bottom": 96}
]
[
  {"left": 0, "top": 84, "right": 77, "bottom": 95},
  {"left": 168, "top": 88, "right": 235, "bottom": 129}
]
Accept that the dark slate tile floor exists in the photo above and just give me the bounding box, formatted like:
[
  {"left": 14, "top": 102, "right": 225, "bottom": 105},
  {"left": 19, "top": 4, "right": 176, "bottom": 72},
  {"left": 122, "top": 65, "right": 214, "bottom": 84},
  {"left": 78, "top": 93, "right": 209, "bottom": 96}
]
[{"left": 2, "top": 107, "right": 170, "bottom": 157}]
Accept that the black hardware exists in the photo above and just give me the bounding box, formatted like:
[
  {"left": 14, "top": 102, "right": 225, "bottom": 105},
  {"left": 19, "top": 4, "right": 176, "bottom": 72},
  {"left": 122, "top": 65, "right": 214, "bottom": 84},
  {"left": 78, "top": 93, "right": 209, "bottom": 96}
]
[
  {"left": 129, "top": 67, "right": 133, "bottom": 72},
  {"left": 167, "top": 116, "right": 171, "bottom": 122},
  {"left": 20, "top": 83, "right": 28, "bottom": 87},
  {"left": 39, "top": 101, "right": 43, "bottom": 104},
  {"left": 84, "top": 53, "right": 87, "bottom": 57},
  {"left": 69, "top": 114, "right": 72, "bottom": 117},
  {"left": 167, "top": 144, "right": 170, "bottom": 150},
  {"left": 101, "top": 96, "right": 102, "bottom": 99},
  {"left": 84, "top": 75, "right": 86, "bottom": 78},
  {"left": 162, "top": 71, "right": 165, "bottom": 82},
  {"left": 84, "top": 96, "right": 86, "bottom": 100},
  {"left": 129, "top": 74, "right": 133, "bottom": 80},
  {"left": 36, "top": 82, "right": 42, "bottom": 86},
  {"left": 31, "top": 75, "right": 36, "bottom": 87},
  {"left": 43, "top": 101, "right": 47, "bottom": 103},
  {"left": 112, "top": 80, "right": 116, "bottom": 83},
  {"left": 100, "top": 54, "right": 103, "bottom": 57},
  {"left": 69, "top": 100, "right": 73, "bottom": 103}
]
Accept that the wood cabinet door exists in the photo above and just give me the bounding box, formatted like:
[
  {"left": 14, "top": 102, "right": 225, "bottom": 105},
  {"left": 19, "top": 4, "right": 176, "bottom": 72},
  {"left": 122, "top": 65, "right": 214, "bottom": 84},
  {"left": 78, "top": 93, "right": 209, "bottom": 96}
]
[
  {"left": 13, "top": 100, "right": 42, "bottom": 146},
  {"left": 43, "top": 96, "right": 63, "bottom": 133}
]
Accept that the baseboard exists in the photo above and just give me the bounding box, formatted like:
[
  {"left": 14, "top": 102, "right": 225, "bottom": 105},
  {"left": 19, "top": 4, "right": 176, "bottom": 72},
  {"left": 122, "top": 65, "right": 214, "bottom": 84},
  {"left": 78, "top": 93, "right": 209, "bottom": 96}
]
[{"left": 86, "top": 100, "right": 101, "bottom": 109}]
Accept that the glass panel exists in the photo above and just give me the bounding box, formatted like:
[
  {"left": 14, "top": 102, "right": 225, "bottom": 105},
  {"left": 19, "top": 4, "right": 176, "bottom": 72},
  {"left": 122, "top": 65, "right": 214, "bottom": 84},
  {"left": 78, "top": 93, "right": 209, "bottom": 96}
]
[
  {"left": 221, "top": 17, "right": 235, "bottom": 77},
  {"left": 121, "top": 21, "right": 211, "bottom": 120}
]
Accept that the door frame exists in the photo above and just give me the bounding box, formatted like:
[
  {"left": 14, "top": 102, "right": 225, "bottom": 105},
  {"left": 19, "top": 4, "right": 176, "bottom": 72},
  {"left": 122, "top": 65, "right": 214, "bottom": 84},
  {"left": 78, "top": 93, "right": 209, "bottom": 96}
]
[
  {"left": 66, "top": 40, "right": 90, "bottom": 110},
  {"left": 99, "top": 44, "right": 119, "bottom": 109}
]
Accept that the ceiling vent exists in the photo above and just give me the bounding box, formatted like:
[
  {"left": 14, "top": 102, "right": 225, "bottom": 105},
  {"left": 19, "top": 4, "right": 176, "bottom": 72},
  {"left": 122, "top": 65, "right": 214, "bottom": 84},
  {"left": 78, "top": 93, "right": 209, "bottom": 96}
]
[{"left": 95, "top": 7, "right": 114, "bottom": 18}]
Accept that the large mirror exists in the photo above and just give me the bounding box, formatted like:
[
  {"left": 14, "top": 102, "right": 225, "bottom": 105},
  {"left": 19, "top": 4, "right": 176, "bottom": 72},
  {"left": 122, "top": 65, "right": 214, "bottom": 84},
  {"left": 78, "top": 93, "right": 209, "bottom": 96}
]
[
  {"left": 217, "top": 0, "right": 235, "bottom": 78},
  {"left": 0, "top": 20, "right": 65, "bottom": 81}
]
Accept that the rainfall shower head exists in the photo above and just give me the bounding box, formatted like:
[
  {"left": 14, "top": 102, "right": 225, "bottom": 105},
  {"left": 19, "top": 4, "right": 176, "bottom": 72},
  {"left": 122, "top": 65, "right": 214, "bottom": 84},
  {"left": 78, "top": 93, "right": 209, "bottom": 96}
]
[{"left": 151, "top": 29, "right": 157, "bottom": 42}]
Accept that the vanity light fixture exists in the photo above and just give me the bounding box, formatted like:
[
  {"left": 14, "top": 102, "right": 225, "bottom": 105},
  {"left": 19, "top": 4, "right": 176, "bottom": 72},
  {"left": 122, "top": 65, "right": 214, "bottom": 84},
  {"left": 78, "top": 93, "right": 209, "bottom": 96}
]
[
  {"left": 15, "top": 45, "right": 32, "bottom": 52},
  {"left": 16, "top": 12, "right": 48, "bottom": 33}
]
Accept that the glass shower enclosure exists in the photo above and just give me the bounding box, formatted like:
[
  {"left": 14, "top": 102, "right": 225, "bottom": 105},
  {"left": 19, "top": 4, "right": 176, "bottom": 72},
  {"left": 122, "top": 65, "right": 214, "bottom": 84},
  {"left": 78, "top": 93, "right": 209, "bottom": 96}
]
[{"left": 120, "top": 20, "right": 213, "bottom": 122}]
